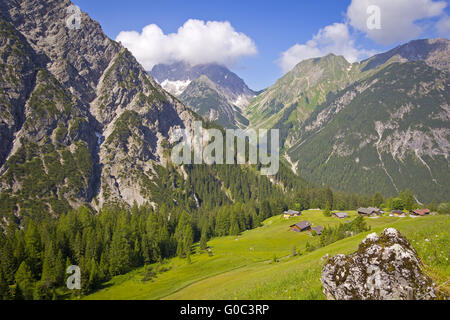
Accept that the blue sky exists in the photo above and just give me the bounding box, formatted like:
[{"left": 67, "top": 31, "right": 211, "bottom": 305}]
[{"left": 72, "top": 0, "right": 450, "bottom": 90}]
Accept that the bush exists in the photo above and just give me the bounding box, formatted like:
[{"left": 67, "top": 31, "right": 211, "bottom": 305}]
[
  {"left": 437, "top": 202, "right": 450, "bottom": 215},
  {"left": 391, "top": 198, "right": 404, "bottom": 210}
]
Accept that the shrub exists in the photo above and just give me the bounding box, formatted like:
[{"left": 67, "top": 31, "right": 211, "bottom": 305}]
[
  {"left": 437, "top": 202, "right": 450, "bottom": 215},
  {"left": 391, "top": 198, "right": 404, "bottom": 210}
]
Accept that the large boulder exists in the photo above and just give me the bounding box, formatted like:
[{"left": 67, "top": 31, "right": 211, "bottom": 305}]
[{"left": 321, "top": 228, "right": 436, "bottom": 300}]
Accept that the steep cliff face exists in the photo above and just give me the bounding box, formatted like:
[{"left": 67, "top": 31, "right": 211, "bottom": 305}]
[{"left": 0, "top": 0, "right": 197, "bottom": 217}]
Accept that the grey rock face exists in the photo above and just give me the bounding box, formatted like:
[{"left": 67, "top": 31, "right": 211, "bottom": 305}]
[
  {"left": 321, "top": 228, "right": 436, "bottom": 300},
  {"left": 179, "top": 75, "right": 246, "bottom": 129},
  {"left": 0, "top": 0, "right": 197, "bottom": 212}
]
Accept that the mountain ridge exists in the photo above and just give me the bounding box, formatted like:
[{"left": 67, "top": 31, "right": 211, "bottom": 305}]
[{"left": 287, "top": 60, "right": 450, "bottom": 202}]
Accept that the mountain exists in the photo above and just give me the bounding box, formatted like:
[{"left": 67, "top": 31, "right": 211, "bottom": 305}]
[
  {"left": 179, "top": 76, "right": 249, "bottom": 128},
  {"left": 245, "top": 54, "right": 362, "bottom": 147},
  {"left": 246, "top": 39, "right": 450, "bottom": 150},
  {"left": 242, "top": 38, "right": 449, "bottom": 202},
  {"left": 150, "top": 62, "right": 255, "bottom": 128},
  {"left": 287, "top": 60, "right": 450, "bottom": 203},
  {"left": 0, "top": 0, "right": 310, "bottom": 225},
  {"left": 361, "top": 38, "right": 450, "bottom": 72},
  {"left": 0, "top": 0, "right": 202, "bottom": 218}
]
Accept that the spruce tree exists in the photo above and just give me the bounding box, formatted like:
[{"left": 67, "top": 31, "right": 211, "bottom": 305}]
[
  {"left": 15, "top": 261, "right": 34, "bottom": 300},
  {"left": 199, "top": 230, "right": 208, "bottom": 251},
  {"left": 24, "top": 220, "right": 42, "bottom": 278},
  {"left": 0, "top": 270, "right": 11, "bottom": 300},
  {"left": 323, "top": 205, "right": 331, "bottom": 217},
  {"left": 0, "top": 240, "right": 16, "bottom": 284}
]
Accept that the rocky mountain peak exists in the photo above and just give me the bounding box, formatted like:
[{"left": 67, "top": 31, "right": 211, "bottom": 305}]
[
  {"left": 150, "top": 61, "right": 256, "bottom": 108},
  {"left": 362, "top": 38, "right": 450, "bottom": 72}
]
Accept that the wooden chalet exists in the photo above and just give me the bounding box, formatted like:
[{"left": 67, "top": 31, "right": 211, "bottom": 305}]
[
  {"left": 284, "top": 210, "right": 301, "bottom": 218},
  {"left": 333, "top": 212, "right": 349, "bottom": 219},
  {"left": 311, "top": 226, "right": 324, "bottom": 236},
  {"left": 290, "top": 221, "right": 311, "bottom": 233},
  {"left": 391, "top": 210, "right": 405, "bottom": 217},
  {"left": 410, "top": 209, "right": 431, "bottom": 216},
  {"left": 358, "top": 207, "right": 382, "bottom": 216}
]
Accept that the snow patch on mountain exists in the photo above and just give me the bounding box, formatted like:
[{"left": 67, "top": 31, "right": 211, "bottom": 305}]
[{"left": 160, "top": 79, "right": 192, "bottom": 96}]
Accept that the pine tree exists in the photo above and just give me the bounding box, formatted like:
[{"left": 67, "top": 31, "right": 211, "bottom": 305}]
[
  {"left": 230, "top": 222, "right": 240, "bottom": 236},
  {"left": 323, "top": 205, "right": 331, "bottom": 217},
  {"left": 86, "top": 258, "right": 100, "bottom": 293},
  {"left": 186, "top": 252, "right": 191, "bottom": 265},
  {"left": 373, "top": 192, "right": 384, "bottom": 208},
  {"left": 33, "top": 280, "right": 52, "bottom": 300},
  {"left": 0, "top": 270, "right": 11, "bottom": 300},
  {"left": 24, "top": 220, "right": 42, "bottom": 278},
  {"left": 15, "top": 261, "right": 34, "bottom": 300},
  {"left": 41, "top": 241, "right": 58, "bottom": 288},
  {"left": 260, "top": 200, "right": 272, "bottom": 221},
  {"left": 109, "top": 230, "right": 131, "bottom": 276},
  {"left": 399, "top": 189, "right": 415, "bottom": 211},
  {"left": 183, "top": 225, "right": 194, "bottom": 257},
  {"left": 199, "top": 230, "right": 208, "bottom": 251},
  {"left": 0, "top": 239, "right": 16, "bottom": 285}
]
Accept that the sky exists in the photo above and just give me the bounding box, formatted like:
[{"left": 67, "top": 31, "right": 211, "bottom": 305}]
[{"left": 72, "top": 0, "right": 450, "bottom": 90}]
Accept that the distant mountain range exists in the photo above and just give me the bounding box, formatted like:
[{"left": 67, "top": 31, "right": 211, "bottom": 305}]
[
  {"left": 246, "top": 38, "right": 450, "bottom": 203},
  {"left": 150, "top": 62, "right": 255, "bottom": 128}
]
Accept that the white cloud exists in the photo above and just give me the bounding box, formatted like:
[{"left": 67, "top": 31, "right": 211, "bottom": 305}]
[
  {"left": 116, "top": 19, "right": 257, "bottom": 70},
  {"left": 436, "top": 14, "right": 450, "bottom": 37},
  {"left": 347, "top": 0, "right": 448, "bottom": 44},
  {"left": 278, "top": 23, "right": 375, "bottom": 73}
]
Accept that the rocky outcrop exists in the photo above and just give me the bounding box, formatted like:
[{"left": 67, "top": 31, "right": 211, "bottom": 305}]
[{"left": 321, "top": 228, "right": 436, "bottom": 300}]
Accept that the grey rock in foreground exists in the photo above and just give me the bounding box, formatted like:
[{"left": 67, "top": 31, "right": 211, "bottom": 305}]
[{"left": 321, "top": 228, "right": 436, "bottom": 300}]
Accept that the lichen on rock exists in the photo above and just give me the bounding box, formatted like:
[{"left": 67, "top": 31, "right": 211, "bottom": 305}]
[{"left": 321, "top": 228, "right": 436, "bottom": 300}]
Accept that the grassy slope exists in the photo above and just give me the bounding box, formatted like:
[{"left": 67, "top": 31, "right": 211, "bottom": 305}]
[{"left": 84, "top": 211, "right": 449, "bottom": 300}]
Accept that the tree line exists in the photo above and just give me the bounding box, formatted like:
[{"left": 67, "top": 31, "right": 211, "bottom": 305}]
[{"left": 1, "top": 174, "right": 446, "bottom": 300}]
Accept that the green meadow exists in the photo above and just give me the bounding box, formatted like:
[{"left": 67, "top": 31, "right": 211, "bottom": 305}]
[{"left": 84, "top": 210, "right": 450, "bottom": 300}]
